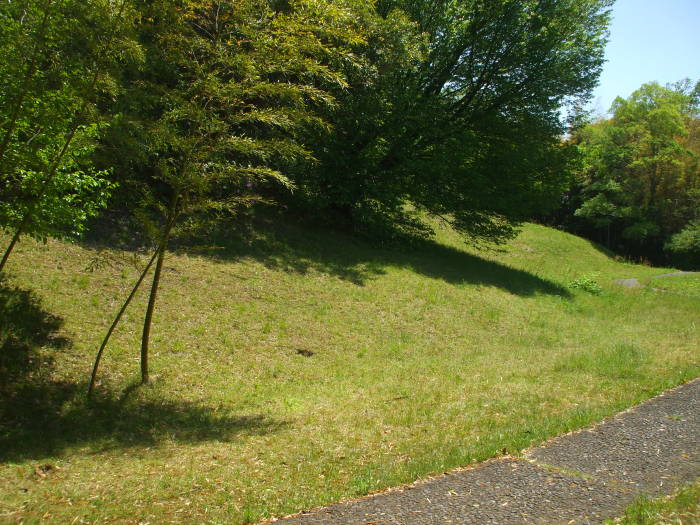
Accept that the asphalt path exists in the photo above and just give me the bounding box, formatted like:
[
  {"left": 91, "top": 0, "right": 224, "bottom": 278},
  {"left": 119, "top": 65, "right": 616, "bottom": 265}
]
[
  {"left": 614, "top": 271, "right": 697, "bottom": 289},
  {"left": 270, "top": 378, "right": 700, "bottom": 524}
]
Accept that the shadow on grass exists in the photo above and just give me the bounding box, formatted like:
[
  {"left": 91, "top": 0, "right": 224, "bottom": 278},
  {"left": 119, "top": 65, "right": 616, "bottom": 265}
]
[
  {"left": 179, "top": 219, "right": 571, "bottom": 298},
  {"left": 0, "top": 280, "right": 287, "bottom": 463},
  {"left": 0, "top": 278, "right": 70, "bottom": 385}
]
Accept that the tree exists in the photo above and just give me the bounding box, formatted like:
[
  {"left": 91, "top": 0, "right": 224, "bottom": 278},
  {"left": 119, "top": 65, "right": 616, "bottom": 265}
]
[
  {"left": 0, "top": 0, "right": 141, "bottom": 273},
  {"left": 665, "top": 221, "right": 700, "bottom": 270},
  {"left": 88, "top": 0, "right": 365, "bottom": 393},
  {"left": 291, "top": 0, "right": 613, "bottom": 244},
  {"left": 571, "top": 81, "right": 700, "bottom": 259}
]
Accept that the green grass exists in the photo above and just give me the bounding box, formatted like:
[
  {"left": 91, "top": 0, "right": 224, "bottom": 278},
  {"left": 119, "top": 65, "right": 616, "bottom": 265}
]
[
  {"left": 1, "top": 221, "right": 699, "bottom": 524},
  {"left": 608, "top": 479, "right": 700, "bottom": 524},
  {"left": 641, "top": 273, "right": 700, "bottom": 297}
]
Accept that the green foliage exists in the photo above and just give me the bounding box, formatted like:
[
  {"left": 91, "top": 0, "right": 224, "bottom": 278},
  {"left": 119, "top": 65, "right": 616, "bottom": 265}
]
[
  {"left": 104, "top": 0, "right": 365, "bottom": 235},
  {"left": 2, "top": 0, "right": 615, "bottom": 251},
  {"left": 290, "top": 0, "right": 612, "bottom": 244},
  {"left": 0, "top": 0, "right": 141, "bottom": 258},
  {"left": 569, "top": 80, "right": 700, "bottom": 261},
  {"left": 0, "top": 163, "right": 114, "bottom": 242},
  {"left": 0, "top": 124, "right": 115, "bottom": 241},
  {"left": 568, "top": 273, "right": 603, "bottom": 295},
  {"left": 665, "top": 221, "right": 700, "bottom": 270}
]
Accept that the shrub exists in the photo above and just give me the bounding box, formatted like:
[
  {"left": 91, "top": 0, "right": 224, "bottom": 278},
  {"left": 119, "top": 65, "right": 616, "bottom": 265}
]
[
  {"left": 665, "top": 222, "right": 700, "bottom": 270},
  {"left": 569, "top": 273, "right": 603, "bottom": 295}
]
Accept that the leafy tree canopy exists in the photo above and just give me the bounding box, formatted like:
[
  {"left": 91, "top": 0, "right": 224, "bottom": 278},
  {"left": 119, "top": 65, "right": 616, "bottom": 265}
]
[
  {"left": 291, "top": 0, "right": 613, "bottom": 244},
  {"left": 568, "top": 80, "right": 700, "bottom": 263},
  {"left": 0, "top": 0, "right": 141, "bottom": 271},
  {"left": 89, "top": 0, "right": 370, "bottom": 387}
]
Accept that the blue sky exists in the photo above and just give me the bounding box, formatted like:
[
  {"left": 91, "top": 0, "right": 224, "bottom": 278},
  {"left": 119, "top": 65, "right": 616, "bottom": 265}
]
[{"left": 590, "top": 0, "right": 700, "bottom": 116}]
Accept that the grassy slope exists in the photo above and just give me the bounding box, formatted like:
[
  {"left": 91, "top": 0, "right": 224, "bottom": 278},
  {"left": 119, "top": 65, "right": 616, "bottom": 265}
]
[{"left": 1, "top": 221, "right": 699, "bottom": 524}]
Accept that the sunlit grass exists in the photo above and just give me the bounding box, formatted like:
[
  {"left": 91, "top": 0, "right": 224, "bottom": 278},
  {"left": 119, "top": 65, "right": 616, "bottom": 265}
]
[
  {"left": 608, "top": 478, "right": 700, "bottom": 525},
  {"left": 1, "top": 221, "right": 698, "bottom": 524},
  {"left": 641, "top": 273, "right": 700, "bottom": 297}
]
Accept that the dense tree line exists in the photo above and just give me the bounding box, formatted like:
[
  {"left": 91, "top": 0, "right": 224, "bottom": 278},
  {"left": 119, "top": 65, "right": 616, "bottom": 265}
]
[
  {"left": 551, "top": 80, "right": 700, "bottom": 269},
  {"left": 1, "top": 0, "right": 614, "bottom": 388}
]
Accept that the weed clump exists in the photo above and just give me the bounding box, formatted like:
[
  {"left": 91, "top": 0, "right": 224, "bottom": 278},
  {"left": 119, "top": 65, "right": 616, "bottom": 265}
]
[{"left": 569, "top": 274, "right": 603, "bottom": 295}]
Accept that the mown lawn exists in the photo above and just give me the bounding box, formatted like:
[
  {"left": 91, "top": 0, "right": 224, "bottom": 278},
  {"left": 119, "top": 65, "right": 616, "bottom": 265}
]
[
  {"left": 1, "top": 221, "right": 698, "bottom": 524},
  {"left": 609, "top": 478, "right": 700, "bottom": 525}
]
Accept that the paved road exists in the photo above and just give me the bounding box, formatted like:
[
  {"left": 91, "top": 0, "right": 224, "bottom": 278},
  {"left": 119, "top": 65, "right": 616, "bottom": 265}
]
[
  {"left": 614, "top": 271, "right": 697, "bottom": 289},
  {"left": 271, "top": 379, "right": 700, "bottom": 524}
]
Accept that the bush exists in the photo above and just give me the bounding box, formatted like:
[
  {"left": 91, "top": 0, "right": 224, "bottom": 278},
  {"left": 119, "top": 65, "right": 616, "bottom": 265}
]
[
  {"left": 665, "top": 222, "right": 700, "bottom": 270},
  {"left": 569, "top": 273, "right": 603, "bottom": 295}
]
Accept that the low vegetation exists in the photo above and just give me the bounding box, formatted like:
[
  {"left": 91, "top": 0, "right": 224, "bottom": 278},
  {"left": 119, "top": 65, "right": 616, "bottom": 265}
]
[
  {"left": 1, "top": 221, "right": 698, "bottom": 524},
  {"left": 609, "top": 478, "right": 700, "bottom": 525}
]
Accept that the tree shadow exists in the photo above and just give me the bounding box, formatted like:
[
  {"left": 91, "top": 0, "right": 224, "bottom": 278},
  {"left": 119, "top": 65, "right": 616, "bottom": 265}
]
[
  {"left": 0, "top": 279, "right": 287, "bottom": 463},
  {"left": 583, "top": 236, "right": 628, "bottom": 261},
  {"left": 0, "top": 278, "right": 70, "bottom": 405},
  {"left": 0, "top": 381, "right": 287, "bottom": 462},
  {"left": 180, "top": 218, "right": 571, "bottom": 298},
  {"left": 85, "top": 205, "right": 569, "bottom": 296}
]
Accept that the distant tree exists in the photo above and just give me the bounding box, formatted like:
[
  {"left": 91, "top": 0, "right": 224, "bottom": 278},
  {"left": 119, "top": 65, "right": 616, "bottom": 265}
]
[
  {"left": 88, "top": 0, "right": 365, "bottom": 394},
  {"left": 665, "top": 221, "right": 700, "bottom": 270},
  {"left": 571, "top": 81, "right": 700, "bottom": 260}
]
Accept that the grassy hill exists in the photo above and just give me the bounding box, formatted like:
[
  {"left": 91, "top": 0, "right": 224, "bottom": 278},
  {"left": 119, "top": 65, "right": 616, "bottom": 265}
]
[{"left": 1, "top": 221, "right": 699, "bottom": 524}]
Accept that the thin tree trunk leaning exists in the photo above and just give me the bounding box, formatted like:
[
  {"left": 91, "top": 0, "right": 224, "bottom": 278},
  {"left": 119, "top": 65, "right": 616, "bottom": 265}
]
[
  {"left": 87, "top": 247, "right": 161, "bottom": 398},
  {"left": 139, "top": 200, "right": 179, "bottom": 384},
  {"left": 139, "top": 239, "right": 168, "bottom": 385},
  {"left": 0, "top": 227, "right": 22, "bottom": 274},
  {"left": 87, "top": 197, "right": 179, "bottom": 397}
]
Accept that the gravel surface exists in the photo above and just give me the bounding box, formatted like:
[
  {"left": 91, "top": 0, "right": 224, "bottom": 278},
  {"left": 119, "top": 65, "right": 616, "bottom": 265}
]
[
  {"left": 613, "top": 278, "right": 642, "bottom": 288},
  {"left": 272, "top": 379, "right": 700, "bottom": 524},
  {"left": 528, "top": 378, "right": 700, "bottom": 494},
  {"left": 614, "top": 271, "right": 698, "bottom": 289},
  {"left": 279, "top": 459, "right": 632, "bottom": 525}
]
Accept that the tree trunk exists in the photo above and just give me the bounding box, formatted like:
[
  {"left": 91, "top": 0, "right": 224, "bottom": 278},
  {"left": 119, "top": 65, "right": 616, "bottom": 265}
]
[
  {"left": 139, "top": 235, "right": 169, "bottom": 385},
  {"left": 0, "top": 227, "right": 22, "bottom": 274},
  {"left": 88, "top": 192, "right": 179, "bottom": 395},
  {"left": 87, "top": 247, "right": 160, "bottom": 398},
  {"left": 138, "top": 198, "right": 179, "bottom": 385}
]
